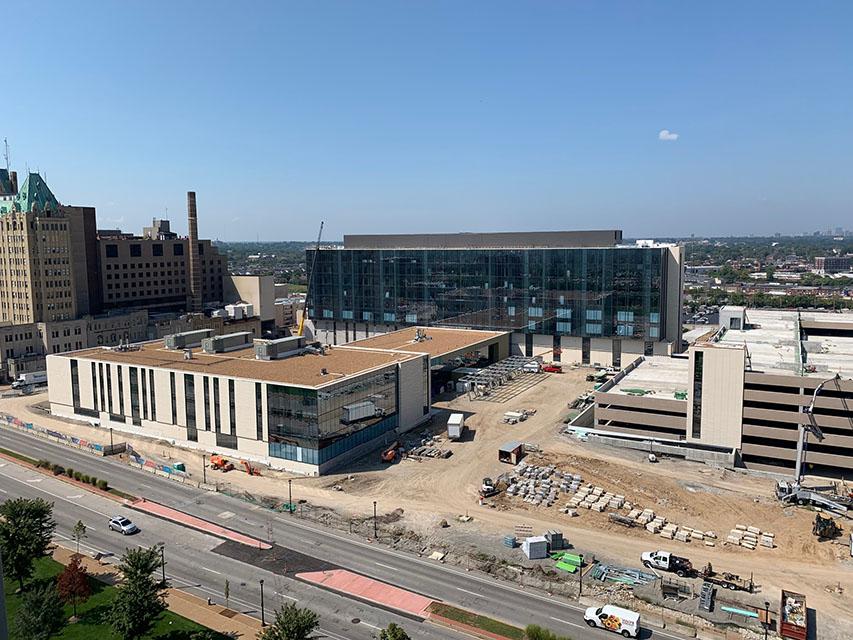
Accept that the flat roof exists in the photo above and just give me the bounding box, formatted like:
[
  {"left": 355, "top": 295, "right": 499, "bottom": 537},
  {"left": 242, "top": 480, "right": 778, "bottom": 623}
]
[
  {"left": 715, "top": 309, "right": 853, "bottom": 378},
  {"left": 342, "top": 230, "right": 623, "bottom": 249},
  {"left": 609, "top": 356, "right": 689, "bottom": 399},
  {"left": 344, "top": 326, "right": 507, "bottom": 360},
  {"left": 70, "top": 341, "right": 420, "bottom": 388}
]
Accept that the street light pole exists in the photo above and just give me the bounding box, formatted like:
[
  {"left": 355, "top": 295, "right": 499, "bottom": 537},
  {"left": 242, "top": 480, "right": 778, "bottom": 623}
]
[
  {"left": 202, "top": 454, "right": 206, "bottom": 484},
  {"left": 109, "top": 427, "right": 114, "bottom": 449},
  {"left": 260, "top": 579, "right": 266, "bottom": 627},
  {"left": 578, "top": 556, "right": 583, "bottom": 598},
  {"left": 288, "top": 478, "right": 293, "bottom": 515},
  {"left": 373, "top": 501, "right": 378, "bottom": 539},
  {"left": 763, "top": 601, "right": 770, "bottom": 640}
]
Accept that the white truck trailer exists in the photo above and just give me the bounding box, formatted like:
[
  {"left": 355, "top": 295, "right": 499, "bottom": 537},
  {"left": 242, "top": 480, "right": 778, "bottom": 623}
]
[
  {"left": 12, "top": 371, "right": 48, "bottom": 388},
  {"left": 341, "top": 400, "right": 378, "bottom": 424},
  {"left": 447, "top": 413, "right": 465, "bottom": 440}
]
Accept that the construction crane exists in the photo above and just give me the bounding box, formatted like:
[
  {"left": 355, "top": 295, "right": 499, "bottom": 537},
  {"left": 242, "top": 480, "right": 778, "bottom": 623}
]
[
  {"left": 297, "top": 220, "right": 324, "bottom": 337},
  {"left": 795, "top": 373, "right": 840, "bottom": 484}
]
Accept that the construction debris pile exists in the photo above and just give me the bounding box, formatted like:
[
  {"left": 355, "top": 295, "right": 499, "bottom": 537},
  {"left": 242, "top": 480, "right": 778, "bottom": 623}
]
[{"left": 402, "top": 431, "right": 452, "bottom": 461}]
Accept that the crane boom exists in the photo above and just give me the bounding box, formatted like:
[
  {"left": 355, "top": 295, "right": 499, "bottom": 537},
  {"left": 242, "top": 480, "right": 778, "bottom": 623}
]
[{"left": 297, "top": 221, "right": 324, "bottom": 337}]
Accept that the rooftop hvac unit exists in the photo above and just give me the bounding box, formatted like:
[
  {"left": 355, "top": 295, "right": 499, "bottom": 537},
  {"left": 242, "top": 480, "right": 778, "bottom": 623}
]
[
  {"left": 225, "top": 304, "right": 245, "bottom": 320},
  {"left": 254, "top": 336, "right": 305, "bottom": 360},
  {"left": 211, "top": 309, "right": 227, "bottom": 318},
  {"left": 201, "top": 331, "right": 253, "bottom": 354},
  {"left": 164, "top": 329, "right": 214, "bottom": 350}
]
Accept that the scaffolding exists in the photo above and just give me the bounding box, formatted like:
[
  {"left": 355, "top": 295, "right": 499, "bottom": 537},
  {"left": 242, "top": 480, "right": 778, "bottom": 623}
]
[{"left": 459, "top": 356, "right": 541, "bottom": 400}]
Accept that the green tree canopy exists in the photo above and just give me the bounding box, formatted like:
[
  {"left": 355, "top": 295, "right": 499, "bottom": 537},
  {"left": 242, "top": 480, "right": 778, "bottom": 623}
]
[
  {"left": 259, "top": 602, "right": 320, "bottom": 640},
  {"left": 0, "top": 497, "right": 56, "bottom": 591},
  {"left": 13, "top": 582, "right": 65, "bottom": 640},
  {"left": 380, "top": 622, "right": 412, "bottom": 640},
  {"left": 108, "top": 545, "right": 168, "bottom": 640}
]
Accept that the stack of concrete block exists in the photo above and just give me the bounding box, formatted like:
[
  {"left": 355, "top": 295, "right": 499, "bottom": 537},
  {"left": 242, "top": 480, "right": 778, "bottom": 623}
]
[
  {"left": 760, "top": 532, "right": 775, "bottom": 548},
  {"left": 659, "top": 523, "right": 677, "bottom": 540},
  {"left": 675, "top": 529, "right": 691, "bottom": 543},
  {"left": 637, "top": 509, "right": 655, "bottom": 525},
  {"left": 608, "top": 494, "right": 625, "bottom": 509},
  {"left": 646, "top": 521, "right": 662, "bottom": 534},
  {"left": 727, "top": 529, "right": 744, "bottom": 545},
  {"left": 627, "top": 509, "right": 642, "bottom": 520},
  {"left": 704, "top": 531, "right": 717, "bottom": 539},
  {"left": 690, "top": 530, "right": 705, "bottom": 541}
]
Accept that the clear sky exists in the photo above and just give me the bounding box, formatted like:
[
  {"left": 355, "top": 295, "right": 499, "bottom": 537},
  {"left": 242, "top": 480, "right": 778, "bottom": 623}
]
[{"left": 4, "top": 2, "right": 851, "bottom": 240}]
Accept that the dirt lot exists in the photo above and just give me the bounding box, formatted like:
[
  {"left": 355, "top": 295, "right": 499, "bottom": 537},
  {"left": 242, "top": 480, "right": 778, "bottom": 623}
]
[{"left": 3, "top": 371, "right": 852, "bottom": 631}]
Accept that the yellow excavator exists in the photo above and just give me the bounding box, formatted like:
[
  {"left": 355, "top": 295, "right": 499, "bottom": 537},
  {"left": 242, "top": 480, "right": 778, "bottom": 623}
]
[{"left": 297, "top": 220, "right": 324, "bottom": 337}]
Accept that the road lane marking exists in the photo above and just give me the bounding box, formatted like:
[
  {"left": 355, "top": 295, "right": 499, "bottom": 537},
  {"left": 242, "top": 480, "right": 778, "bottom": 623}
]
[
  {"left": 374, "top": 562, "right": 398, "bottom": 571},
  {"left": 0, "top": 470, "right": 114, "bottom": 519},
  {"left": 274, "top": 591, "right": 298, "bottom": 601},
  {"left": 457, "top": 587, "right": 482, "bottom": 598},
  {"left": 26, "top": 478, "right": 43, "bottom": 483},
  {"left": 359, "top": 621, "right": 381, "bottom": 630},
  {"left": 550, "top": 616, "right": 586, "bottom": 630},
  {"left": 0, "top": 488, "right": 6, "bottom": 493},
  {"left": 66, "top": 494, "right": 84, "bottom": 499},
  {"left": 202, "top": 567, "right": 222, "bottom": 575}
]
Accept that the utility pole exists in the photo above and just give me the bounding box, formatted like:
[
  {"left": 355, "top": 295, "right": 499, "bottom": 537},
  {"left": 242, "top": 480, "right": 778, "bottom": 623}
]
[
  {"left": 259, "top": 579, "right": 266, "bottom": 626},
  {"left": 373, "top": 501, "right": 378, "bottom": 539},
  {"left": 763, "top": 601, "right": 770, "bottom": 640},
  {"left": 288, "top": 478, "right": 293, "bottom": 514},
  {"left": 109, "top": 427, "right": 114, "bottom": 449}
]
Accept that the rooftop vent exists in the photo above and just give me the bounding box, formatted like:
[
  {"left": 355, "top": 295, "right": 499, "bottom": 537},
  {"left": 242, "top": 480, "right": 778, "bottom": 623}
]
[
  {"left": 254, "top": 336, "right": 305, "bottom": 361},
  {"left": 201, "top": 331, "right": 253, "bottom": 354},
  {"left": 165, "top": 329, "right": 214, "bottom": 350}
]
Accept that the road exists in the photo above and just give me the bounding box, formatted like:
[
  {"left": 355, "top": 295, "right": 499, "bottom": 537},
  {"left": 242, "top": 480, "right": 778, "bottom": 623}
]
[{"left": 0, "top": 425, "right": 692, "bottom": 640}]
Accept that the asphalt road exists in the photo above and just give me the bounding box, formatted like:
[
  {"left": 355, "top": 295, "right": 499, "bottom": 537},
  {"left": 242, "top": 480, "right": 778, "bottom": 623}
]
[{"left": 0, "top": 426, "right": 692, "bottom": 640}]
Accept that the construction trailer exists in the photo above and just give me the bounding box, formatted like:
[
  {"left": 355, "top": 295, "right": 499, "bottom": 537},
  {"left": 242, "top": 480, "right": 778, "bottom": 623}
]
[
  {"left": 447, "top": 413, "right": 465, "bottom": 440},
  {"left": 499, "top": 441, "right": 524, "bottom": 465}
]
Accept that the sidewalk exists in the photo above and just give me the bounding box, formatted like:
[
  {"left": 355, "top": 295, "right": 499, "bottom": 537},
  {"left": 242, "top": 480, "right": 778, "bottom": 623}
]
[{"left": 52, "top": 545, "right": 261, "bottom": 639}]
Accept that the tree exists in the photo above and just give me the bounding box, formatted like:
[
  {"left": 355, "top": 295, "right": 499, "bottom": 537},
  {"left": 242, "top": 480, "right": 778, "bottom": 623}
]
[
  {"left": 0, "top": 497, "right": 56, "bottom": 591},
  {"left": 72, "top": 520, "right": 87, "bottom": 555},
  {"left": 57, "top": 554, "right": 92, "bottom": 618},
  {"left": 13, "top": 582, "right": 65, "bottom": 640},
  {"left": 380, "top": 623, "right": 411, "bottom": 640},
  {"left": 108, "top": 545, "right": 168, "bottom": 639},
  {"left": 258, "top": 603, "right": 319, "bottom": 640}
]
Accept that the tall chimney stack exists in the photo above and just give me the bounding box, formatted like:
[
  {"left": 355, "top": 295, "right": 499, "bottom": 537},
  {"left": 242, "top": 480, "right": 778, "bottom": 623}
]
[{"left": 187, "top": 191, "right": 202, "bottom": 313}]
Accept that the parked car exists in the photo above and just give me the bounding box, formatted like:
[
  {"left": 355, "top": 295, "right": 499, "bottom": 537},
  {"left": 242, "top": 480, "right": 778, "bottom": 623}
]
[
  {"left": 542, "top": 364, "right": 563, "bottom": 373},
  {"left": 108, "top": 516, "right": 139, "bottom": 535}
]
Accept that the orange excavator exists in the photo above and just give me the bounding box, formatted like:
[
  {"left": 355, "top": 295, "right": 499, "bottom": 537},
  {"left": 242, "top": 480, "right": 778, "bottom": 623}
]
[
  {"left": 209, "top": 455, "right": 234, "bottom": 472},
  {"left": 381, "top": 441, "right": 400, "bottom": 463},
  {"left": 242, "top": 460, "right": 261, "bottom": 476}
]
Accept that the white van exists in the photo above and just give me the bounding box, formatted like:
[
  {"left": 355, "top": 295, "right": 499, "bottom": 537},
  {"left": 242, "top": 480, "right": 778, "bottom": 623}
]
[{"left": 583, "top": 605, "right": 640, "bottom": 638}]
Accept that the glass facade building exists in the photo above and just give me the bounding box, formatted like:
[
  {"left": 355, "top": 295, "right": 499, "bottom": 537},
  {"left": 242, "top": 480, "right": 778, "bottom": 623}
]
[{"left": 309, "top": 246, "right": 678, "bottom": 342}]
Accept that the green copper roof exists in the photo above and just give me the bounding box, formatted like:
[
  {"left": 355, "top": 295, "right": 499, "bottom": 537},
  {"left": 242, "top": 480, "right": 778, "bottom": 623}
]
[{"left": 0, "top": 172, "right": 59, "bottom": 214}]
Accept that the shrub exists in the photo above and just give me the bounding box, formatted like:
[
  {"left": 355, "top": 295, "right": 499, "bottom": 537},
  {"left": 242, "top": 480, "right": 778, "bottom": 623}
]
[
  {"left": 89, "top": 476, "right": 98, "bottom": 486},
  {"left": 52, "top": 465, "right": 65, "bottom": 476},
  {"left": 97, "top": 479, "right": 109, "bottom": 491},
  {"left": 74, "top": 471, "right": 83, "bottom": 481},
  {"left": 66, "top": 467, "right": 74, "bottom": 477},
  {"left": 82, "top": 475, "right": 90, "bottom": 484}
]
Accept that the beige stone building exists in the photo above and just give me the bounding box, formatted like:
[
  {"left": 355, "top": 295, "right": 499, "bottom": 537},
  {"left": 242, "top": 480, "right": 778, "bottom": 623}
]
[
  {"left": 0, "top": 172, "right": 100, "bottom": 324},
  {"left": 47, "top": 326, "right": 507, "bottom": 474}
]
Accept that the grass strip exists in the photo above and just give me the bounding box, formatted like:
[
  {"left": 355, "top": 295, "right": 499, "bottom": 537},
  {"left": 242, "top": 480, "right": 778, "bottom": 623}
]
[
  {"left": 428, "top": 602, "right": 525, "bottom": 640},
  {"left": 0, "top": 446, "right": 38, "bottom": 465}
]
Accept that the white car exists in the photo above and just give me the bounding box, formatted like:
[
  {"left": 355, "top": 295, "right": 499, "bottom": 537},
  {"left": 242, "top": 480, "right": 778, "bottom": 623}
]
[
  {"left": 108, "top": 516, "right": 139, "bottom": 535},
  {"left": 584, "top": 604, "right": 640, "bottom": 638}
]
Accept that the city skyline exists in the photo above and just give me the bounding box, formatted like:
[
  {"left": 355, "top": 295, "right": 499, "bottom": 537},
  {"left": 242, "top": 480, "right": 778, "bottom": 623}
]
[{"left": 5, "top": 1, "right": 853, "bottom": 240}]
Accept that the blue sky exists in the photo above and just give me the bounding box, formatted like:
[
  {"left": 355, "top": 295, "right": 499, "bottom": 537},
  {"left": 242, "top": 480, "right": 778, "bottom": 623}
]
[{"left": 4, "top": 2, "right": 851, "bottom": 240}]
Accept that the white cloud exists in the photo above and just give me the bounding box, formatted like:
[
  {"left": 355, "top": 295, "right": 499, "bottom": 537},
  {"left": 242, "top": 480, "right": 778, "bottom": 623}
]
[{"left": 658, "top": 129, "right": 679, "bottom": 141}]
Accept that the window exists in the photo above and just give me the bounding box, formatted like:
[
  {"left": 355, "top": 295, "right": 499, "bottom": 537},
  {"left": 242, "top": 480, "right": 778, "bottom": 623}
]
[
  {"left": 203, "top": 377, "right": 211, "bottom": 431},
  {"left": 362, "top": 311, "right": 373, "bottom": 321},
  {"left": 691, "top": 352, "right": 704, "bottom": 439},
  {"left": 170, "top": 372, "right": 177, "bottom": 424},
  {"left": 585, "top": 323, "right": 602, "bottom": 335},
  {"left": 99, "top": 363, "right": 106, "bottom": 412},
  {"left": 383, "top": 312, "right": 395, "bottom": 322},
  {"left": 184, "top": 374, "right": 197, "bottom": 441},
  {"left": 586, "top": 309, "right": 602, "bottom": 321},
  {"left": 612, "top": 339, "right": 622, "bottom": 369},
  {"left": 228, "top": 379, "right": 236, "bottom": 434},
  {"left": 106, "top": 366, "right": 114, "bottom": 414},
  {"left": 342, "top": 310, "right": 353, "bottom": 320},
  {"left": 582, "top": 337, "right": 591, "bottom": 365},
  {"left": 616, "top": 325, "right": 634, "bottom": 336},
  {"left": 173, "top": 244, "right": 184, "bottom": 256},
  {"left": 649, "top": 312, "right": 660, "bottom": 324},
  {"left": 213, "top": 381, "right": 221, "bottom": 432},
  {"left": 255, "top": 383, "right": 264, "bottom": 440},
  {"left": 105, "top": 244, "right": 118, "bottom": 258},
  {"left": 556, "top": 308, "right": 571, "bottom": 319},
  {"left": 91, "top": 363, "right": 98, "bottom": 412},
  {"left": 141, "top": 369, "right": 148, "bottom": 420},
  {"left": 130, "top": 244, "right": 142, "bottom": 257},
  {"left": 70, "top": 359, "right": 80, "bottom": 409},
  {"left": 405, "top": 313, "right": 417, "bottom": 323},
  {"left": 617, "top": 311, "right": 634, "bottom": 322},
  {"left": 129, "top": 368, "right": 140, "bottom": 426},
  {"left": 117, "top": 366, "right": 124, "bottom": 416},
  {"left": 149, "top": 370, "right": 156, "bottom": 420},
  {"left": 152, "top": 243, "right": 163, "bottom": 256},
  {"left": 507, "top": 306, "right": 516, "bottom": 317},
  {"left": 556, "top": 321, "right": 572, "bottom": 333},
  {"left": 528, "top": 307, "right": 543, "bottom": 318},
  {"left": 649, "top": 326, "right": 660, "bottom": 338},
  {"left": 644, "top": 341, "right": 654, "bottom": 356}
]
